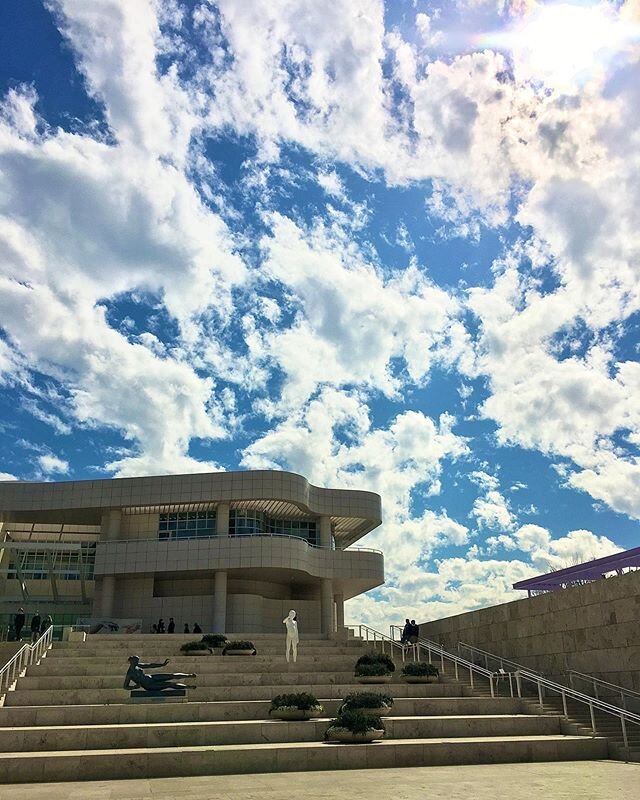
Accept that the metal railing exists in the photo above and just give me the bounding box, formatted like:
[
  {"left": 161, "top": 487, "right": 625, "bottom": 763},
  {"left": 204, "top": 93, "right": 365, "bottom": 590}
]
[
  {"left": 515, "top": 669, "right": 640, "bottom": 750},
  {"left": 0, "top": 625, "right": 53, "bottom": 698},
  {"left": 567, "top": 670, "right": 640, "bottom": 715},
  {"left": 360, "top": 624, "right": 504, "bottom": 697},
  {"left": 457, "top": 641, "right": 532, "bottom": 674}
]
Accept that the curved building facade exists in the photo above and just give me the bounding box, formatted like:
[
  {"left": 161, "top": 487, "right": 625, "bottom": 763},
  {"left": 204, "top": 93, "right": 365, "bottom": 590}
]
[{"left": 0, "top": 471, "right": 383, "bottom": 634}]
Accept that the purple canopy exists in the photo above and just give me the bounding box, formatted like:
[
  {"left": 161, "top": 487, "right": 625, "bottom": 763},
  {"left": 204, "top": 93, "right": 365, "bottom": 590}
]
[{"left": 513, "top": 546, "right": 640, "bottom": 595}]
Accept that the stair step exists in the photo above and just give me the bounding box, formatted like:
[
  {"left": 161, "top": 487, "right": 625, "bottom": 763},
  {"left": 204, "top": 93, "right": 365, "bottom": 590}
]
[
  {"left": 0, "top": 714, "right": 562, "bottom": 751},
  {"left": 0, "top": 735, "right": 608, "bottom": 782}
]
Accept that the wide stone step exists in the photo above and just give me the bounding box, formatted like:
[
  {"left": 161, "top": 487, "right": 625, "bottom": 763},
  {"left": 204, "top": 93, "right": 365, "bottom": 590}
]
[
  {"left": 46, "top": 646, "right": 368, "bottom": 658},
  {"left": 27, "top": 655, "right": 364, "bottom": 675},
  {"left": 0, "top": 696, "right": 525, "bottom": 727},
  {"left": 4, "top": 682, "right": 467, "bottom": 706},
  {"left": 16, "top": 671, "right": 364, "bottom": 690},
  {"left": 0, "top": 735, "right": 608, "bottom": 782},
  {"left": 0, "top": 715, "right": 563, "bottom": 752}
]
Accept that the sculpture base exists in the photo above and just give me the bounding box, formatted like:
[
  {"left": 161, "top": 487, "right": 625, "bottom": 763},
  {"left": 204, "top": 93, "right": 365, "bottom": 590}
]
[{"left": 129, "top": 689, "right": 187, "bottom": 704}]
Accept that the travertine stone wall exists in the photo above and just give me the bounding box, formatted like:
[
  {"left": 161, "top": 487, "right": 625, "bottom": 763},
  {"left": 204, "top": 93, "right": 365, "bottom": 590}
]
[{"left": 419, "top": 570, "right": 640, "bottom": 691}]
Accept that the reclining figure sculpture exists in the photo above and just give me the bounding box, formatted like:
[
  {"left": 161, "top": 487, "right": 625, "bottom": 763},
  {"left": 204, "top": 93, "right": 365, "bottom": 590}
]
[{"left": 123, "top": 655, "right": 197, "bottom": 691}]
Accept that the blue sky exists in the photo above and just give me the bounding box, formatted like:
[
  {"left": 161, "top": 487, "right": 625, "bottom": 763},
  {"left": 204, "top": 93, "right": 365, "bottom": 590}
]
[{"left": 0, "top": 0, "right": 638, "bottom": 626}]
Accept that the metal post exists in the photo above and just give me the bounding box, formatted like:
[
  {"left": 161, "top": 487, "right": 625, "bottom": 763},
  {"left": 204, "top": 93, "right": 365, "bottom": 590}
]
[
  {"left": 454, "top": 660, "right": 459, "bottom": 681},
  {"left": 469, "top": 666, "right": 474, "bottom": 689},
  {"left": 537, "top": 680, "right": 543, "bottom": 707},
  {"left": 561, "top": 690, "right": 568, "bottom": 718},
  {"left": 508, "top": 674, "right": 514, "bottom": 697},
  {"left": 489, "top": 674, "right": 495, "bottom": 698},
  {"left": 621, "top": 716, "right": 629, "bottom": 749},
  {"left": 440, "top": 651, "right": 445, "bottom": 674},
  {"left": 589, "top": 701, "right": 597, "bottom": 735},
  {"left": 516, "top": 672, "right": 522, "bottom": 698}
]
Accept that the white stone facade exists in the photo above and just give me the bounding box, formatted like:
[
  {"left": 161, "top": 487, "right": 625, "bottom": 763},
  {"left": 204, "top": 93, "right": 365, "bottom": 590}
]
[{"left": 0, "top": 470, "right": 383, "bottom": 634}]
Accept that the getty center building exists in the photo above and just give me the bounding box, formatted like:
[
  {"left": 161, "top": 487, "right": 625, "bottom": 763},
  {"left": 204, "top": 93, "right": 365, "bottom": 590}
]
[{"left": 0, "top": 471, "right": 384, "bottom": 634}]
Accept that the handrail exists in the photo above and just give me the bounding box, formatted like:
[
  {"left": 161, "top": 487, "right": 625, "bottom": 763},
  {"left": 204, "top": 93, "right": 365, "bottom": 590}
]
[
  {"left": 515, "top": 669, "right": 640, "bottom": 750},
  {"left": 457, "top": 641, "right": 532, "bottom": 674},
  {"left": 0, "top": 625, "right": 54, "bottom": 698},
  {"left": 357, "top": 624, "right": 503, "bottom": 697},
  {"left": 567, "top": 670, "right": 640, "bottom": 711},
  {"left": 101, "top": 532, "right": 383, "bottom": 554}
]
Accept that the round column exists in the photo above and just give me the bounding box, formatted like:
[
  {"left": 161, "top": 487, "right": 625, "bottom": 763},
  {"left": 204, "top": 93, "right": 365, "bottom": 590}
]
[
  {"left": 320, "top": 578, "right": 334, "bottom": 636},
  {"left": 334, "top": 592, "right": 345, "bottom": 635},
  {"left": 98, "top": 510, "right": 121, "bottom": 618},
  {"left": 213, "top": 570, "right": 227, "bottom": 633}
]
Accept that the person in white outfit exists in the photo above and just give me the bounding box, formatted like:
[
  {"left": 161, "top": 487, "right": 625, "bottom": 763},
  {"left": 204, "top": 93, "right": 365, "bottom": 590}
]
[{"left": 283, "top": 609, "right": 299, "bottom": 663}]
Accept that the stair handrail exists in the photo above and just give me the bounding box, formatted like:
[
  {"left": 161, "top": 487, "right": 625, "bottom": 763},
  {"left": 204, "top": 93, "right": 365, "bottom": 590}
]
[
  {"left": 567, "top": 670, "right": 640, "bottom": 710},
  {"left": 360, "top": 624, "right": 504, "bottom": 697},
  {"left": 457, "top": 641, "right": 532, "bottom": 674},
  {"left": 0, "top": 624, "right": 54, "bottom": 697},
  {"left": 515, "top": 668, "right": 640, "bottom": 751}
]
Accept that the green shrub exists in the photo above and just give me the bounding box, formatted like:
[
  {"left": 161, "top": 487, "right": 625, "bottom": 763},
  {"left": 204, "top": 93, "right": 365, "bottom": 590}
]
[
  {"left": 270, "top": 692, "right": 323, "bottom": 713},
  {"left": 180, "top": 640, "right": 209, "bottom": 653},
  {"left": 200, "top": 634, "right": 227, "bottom": 648},
  {"left": 401, "top": 661, "right": 439, "bottom": 677},
  {"left": 325, "top": 709, "right": 385, "bottom": 738},
  {"left": 222, "top": 640, "right": 256, "bottom": 654},
  {"left": 339, "top": 692, "right": 393, "bottom": 713},
  {"left": 355, "top": 652, "right": 396, "bottom": 673},
  {"left": 354, "top": 662, "right": 392, "bottom": 677}
]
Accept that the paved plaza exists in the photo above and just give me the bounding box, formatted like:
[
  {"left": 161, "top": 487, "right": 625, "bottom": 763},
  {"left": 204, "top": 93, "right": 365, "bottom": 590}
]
[{"left": 3, "top": 761, "right": 639, "bottom": 800}]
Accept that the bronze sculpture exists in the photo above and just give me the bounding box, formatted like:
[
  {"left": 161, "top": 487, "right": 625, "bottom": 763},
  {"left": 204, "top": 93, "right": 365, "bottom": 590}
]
[{"left": 123, "top": 655, "right": 197, "bottom": 691}]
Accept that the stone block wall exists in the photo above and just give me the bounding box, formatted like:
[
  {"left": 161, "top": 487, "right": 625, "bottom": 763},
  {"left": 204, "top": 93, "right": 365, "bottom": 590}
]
[{"left": 419, "top": 570, "right": 640, "bottom": 691}]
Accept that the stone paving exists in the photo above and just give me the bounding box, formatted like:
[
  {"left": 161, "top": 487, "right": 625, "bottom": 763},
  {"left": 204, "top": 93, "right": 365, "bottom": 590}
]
[{"left": 2, "top": 761, "right": 639, "bottom": 800}]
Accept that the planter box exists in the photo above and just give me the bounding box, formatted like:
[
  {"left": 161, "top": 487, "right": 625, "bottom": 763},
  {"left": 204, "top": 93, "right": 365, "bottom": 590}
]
[
  {"left": 402, "top": 675, "right": 438, "bottom": 683},
  {"left": 269, "top": 708, "right": 322, "bottom": 720},
  {"left": 355, "top": 675, "right": 393, "bottom": 684},
  {"left": 223, "top": 649, "right": 255, "bottom": 656},
  {"left": 326, "top": 728, "right": 385, "bottom": 743}
]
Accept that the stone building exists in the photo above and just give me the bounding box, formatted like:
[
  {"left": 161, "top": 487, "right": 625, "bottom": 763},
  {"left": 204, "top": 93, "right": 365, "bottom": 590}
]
[{"left": 0, "top": 470, "right": 383, "bottom": 634}]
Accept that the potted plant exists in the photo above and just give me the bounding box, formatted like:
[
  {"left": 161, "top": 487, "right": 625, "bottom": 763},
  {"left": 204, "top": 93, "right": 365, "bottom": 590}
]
[
  {"left": 200, "top": 634, "right": 227, "bottom": 649},
  {"left": 180, "top": 640, "right": 211, "bottom": 656},
  {"left": 222, "top": 640, "right": 257, "bottom": 655},
  {"left": 401, "top": 661, "right": 439, "bottom": 683},
  {"left": 338, "top": 692, "right": 394, "bottom": 717},
  {"left": 354, "top": 652, "right": 395, "bottom": 684},
  {"left": 269, "top": 692, "right": 324, "bottom": 720},
  {"left": 325, "top": 710, "right": 385, "bottom": 743}
]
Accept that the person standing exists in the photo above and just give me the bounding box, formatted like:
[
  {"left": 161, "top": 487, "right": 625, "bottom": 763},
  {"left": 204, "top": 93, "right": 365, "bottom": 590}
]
[
  {"left": 40, "top": 614, "right": 53, "bottom": 636},
  {"left": 167, "top": 617, "right": 175, "bottom": 634},
  {"left": 193, "top": 622, "right": 202, "bottom": 634},
  {"left": 183, "top": 623, "right": 190, "bottom": 634},
  {"left": 400, "top": 618, "right": 411, "bottom": 646},
  {"left": 14, "top": 608, "right": 25, "bottom": 641},
  {"left": 157, "top": 618, "right": 166, "bottom": 634},
  {"left": 30, "top": 610, "right": 41, "bottom": 643}
]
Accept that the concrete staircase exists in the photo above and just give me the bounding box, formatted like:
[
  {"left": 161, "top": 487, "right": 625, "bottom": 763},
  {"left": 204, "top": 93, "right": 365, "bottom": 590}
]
[{"left": 0, "top": 634, "right": 607, "bottom": 783}]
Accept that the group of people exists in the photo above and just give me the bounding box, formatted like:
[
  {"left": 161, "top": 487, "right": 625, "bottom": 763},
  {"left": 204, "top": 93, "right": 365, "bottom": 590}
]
[
  {"left": 151, "top": 618, "right": 202, "bottom": 635},
  {"left": 13, "top": 608, "right": 53, "bottom": 642},
  {"left": 400, "top": 618, "right": 419, "bottom": 647}
]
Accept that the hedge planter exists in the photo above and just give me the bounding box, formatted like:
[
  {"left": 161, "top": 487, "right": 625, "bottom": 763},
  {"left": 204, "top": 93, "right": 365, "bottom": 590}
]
[
  {"left": 326, "top": 727, "right": 384, "bottom": 743},
  {"left": 269, "top": 693, "right": 323, "bottom": 720},
  {"left": 180, "top": 641, "right": 212, "bottom": 656},
  {"left": 339, "top": 692, "right": 394, "bottom": 718},
  {"left": 325, "top": 710, "right": 385, "bottom": 744},
  {"left": 356, "top": 675, "right": 393, "bottom": 684},
  {"left": 400, "top": 662, "right": 439, "bottom": 683},
  {"left": 222, "top": 640, "right": 257, "bottom": 656}
]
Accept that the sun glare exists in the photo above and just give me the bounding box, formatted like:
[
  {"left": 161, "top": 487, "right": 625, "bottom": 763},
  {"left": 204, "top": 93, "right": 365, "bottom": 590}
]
[{"left": 479, "top": 2, "right": 640, "bottom": 90}]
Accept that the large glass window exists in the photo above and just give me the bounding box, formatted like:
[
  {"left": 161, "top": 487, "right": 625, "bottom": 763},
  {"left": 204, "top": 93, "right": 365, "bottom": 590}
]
[
  {"left": 229, "top": 510, "right": 317, "bottom": 545},
  {"left": 6, "top": 546, "right": 96, "bottom": 581},
  {"left": 158, "top": 510, "right": 216, "bottom": 540}
]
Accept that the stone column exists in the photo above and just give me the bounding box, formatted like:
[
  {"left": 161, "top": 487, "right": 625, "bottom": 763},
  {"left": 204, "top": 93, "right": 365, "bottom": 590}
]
[
  {"left": 213, "top": 570, "right": 227, "bottom": 633},
  {"left": 319, "top": 515, "right": 332, "bottom": 548},
  {"left": 216, "top": 503, "right": 230, "bottom": 538},
  {"left": 98, "top": 510, "right": 121, "bottom": 618},
  {"left": 320, "top": 578, "right": 334, "bottom": 636},
  {"left": 334, "top": 592, "right": 345, "bottom": 635}
]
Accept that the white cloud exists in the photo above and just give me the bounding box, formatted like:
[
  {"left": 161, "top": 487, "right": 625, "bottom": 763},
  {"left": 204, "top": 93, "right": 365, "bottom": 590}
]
[
  {"left": 37, "top": 453, "right": 69, "bottom": 475},
  {"left": 471, "top": 488, "right": 515, "bottom": 530}
]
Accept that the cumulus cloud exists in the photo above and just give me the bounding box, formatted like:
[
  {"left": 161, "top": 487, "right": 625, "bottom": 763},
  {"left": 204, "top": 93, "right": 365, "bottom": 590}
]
[{"left": 37, "top": 453, "right": 69, "bottom": 475}]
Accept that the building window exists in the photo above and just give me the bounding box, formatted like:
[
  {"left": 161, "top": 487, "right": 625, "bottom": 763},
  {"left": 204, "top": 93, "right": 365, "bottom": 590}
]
[
  {"left": 229, "top": 510, "right": 317, "bottom": 545},
  {"left": 6, "top": 546, "right": 96, "bottom": 581},
  {"left": 158, "top": 510, "right": 216, "bottom": 540}
]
